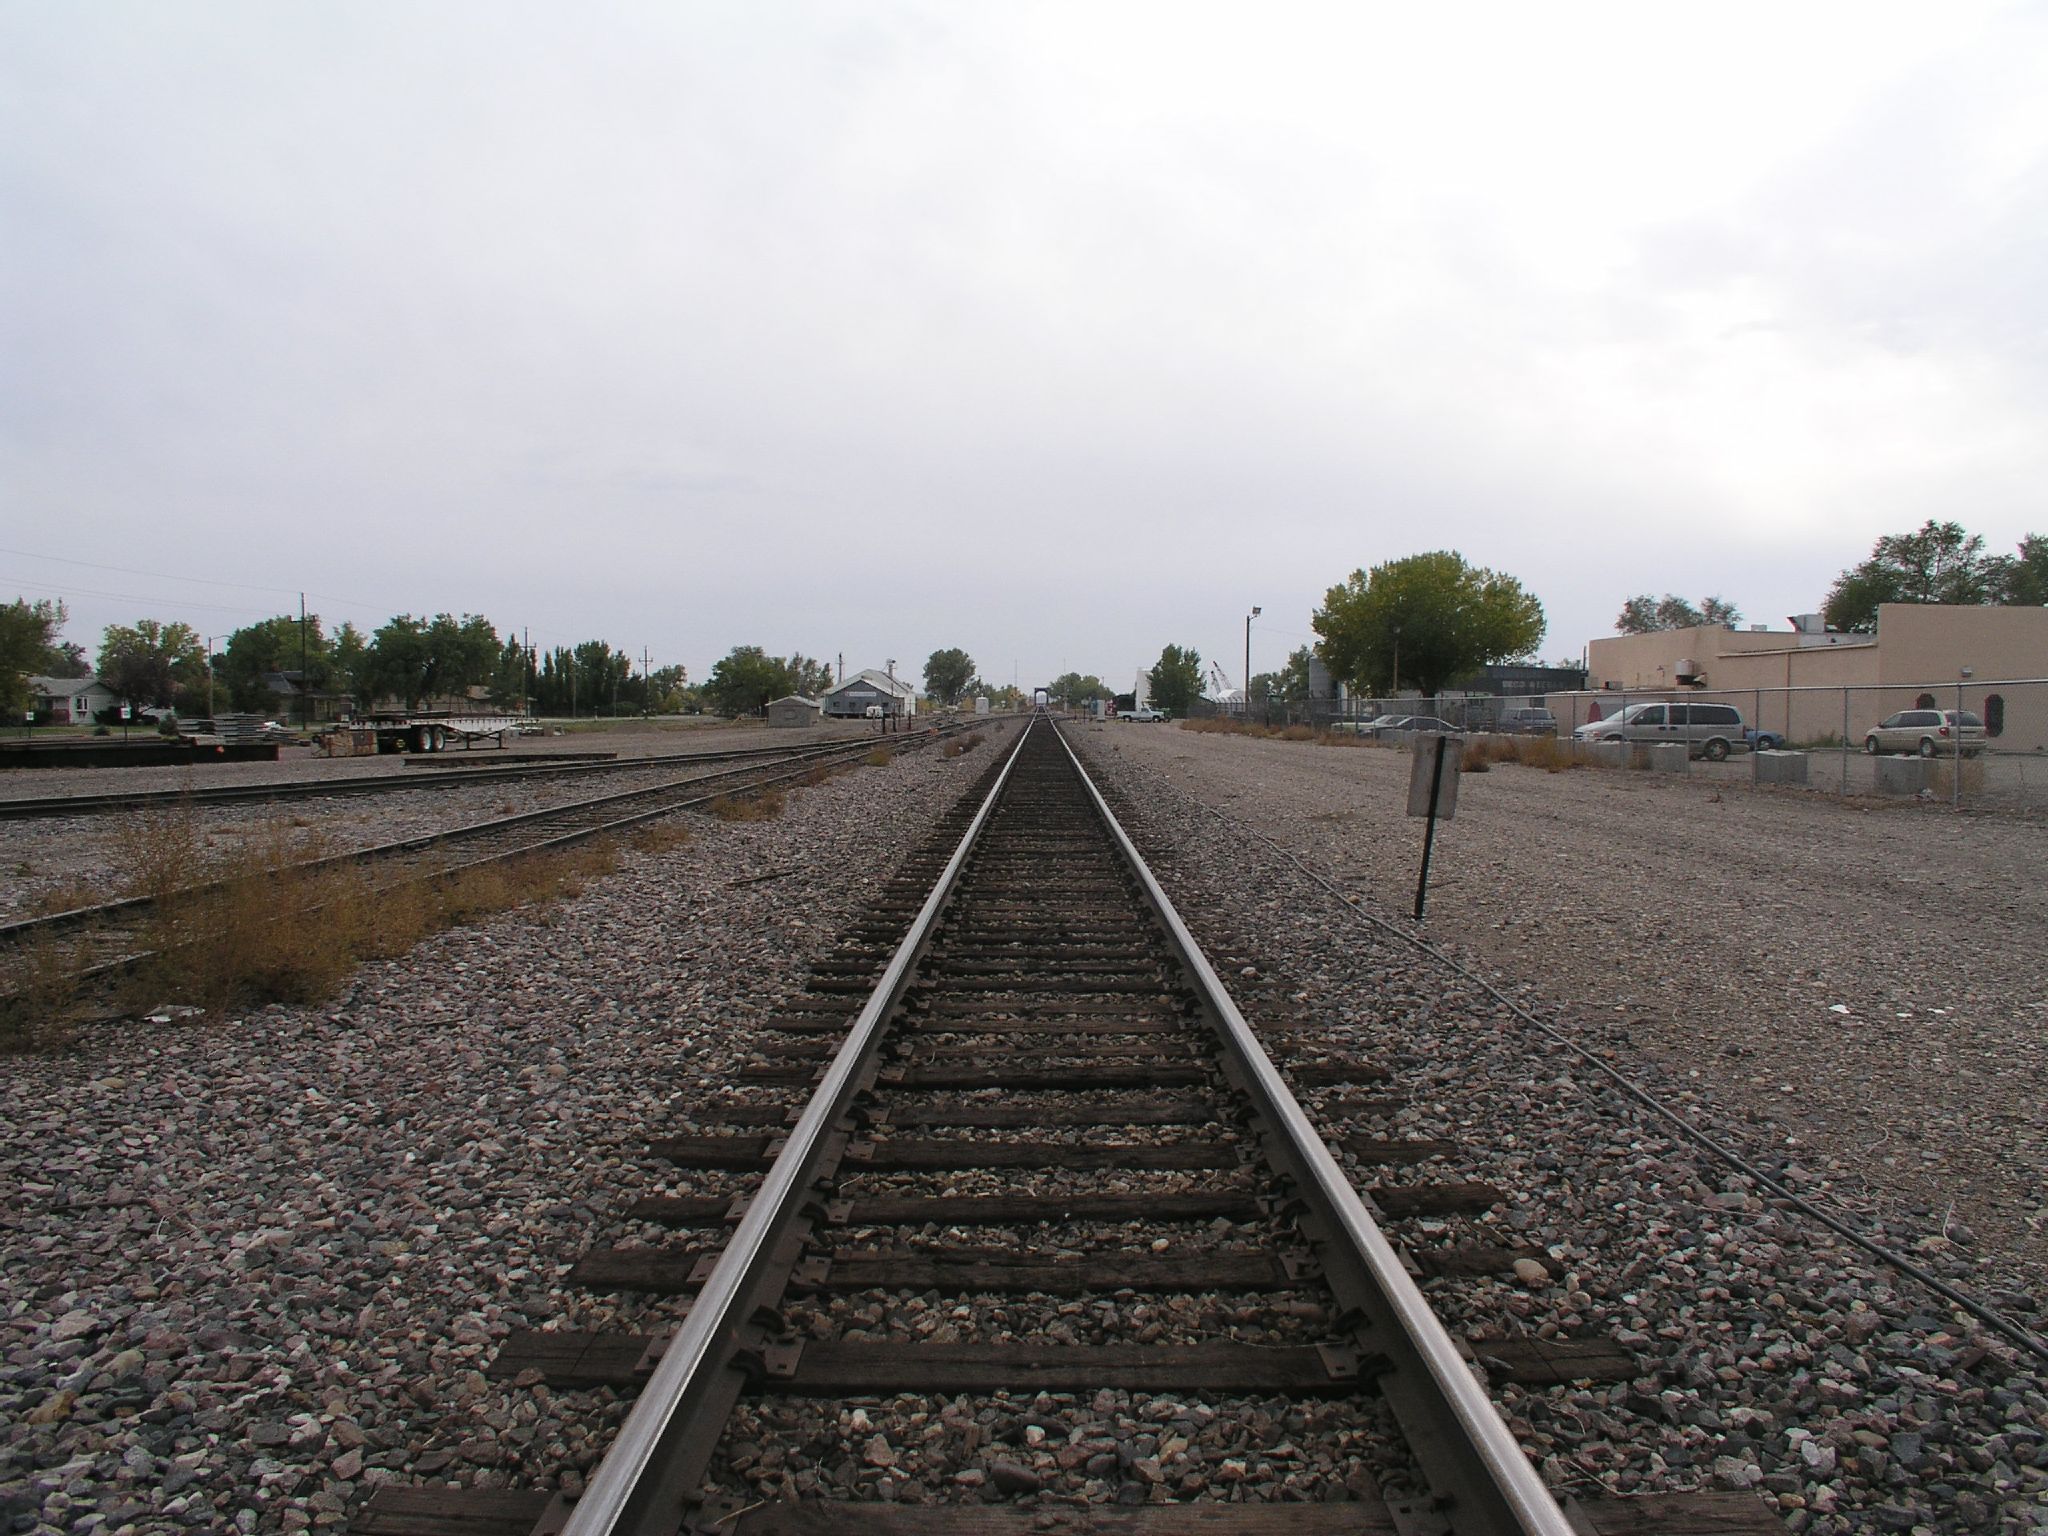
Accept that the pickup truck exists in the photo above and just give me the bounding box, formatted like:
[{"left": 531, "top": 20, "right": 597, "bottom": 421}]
[{"left": 1121, "top": 706, "right": 1167, "bottom": 722}]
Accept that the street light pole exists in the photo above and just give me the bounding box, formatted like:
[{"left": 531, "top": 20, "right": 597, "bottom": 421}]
[
  {"left": 1390, "top": 623, "right": 1401, "bottom": 709},
  {"left": 1244, "top": 606, "right": 1260, "bottom": 721}
]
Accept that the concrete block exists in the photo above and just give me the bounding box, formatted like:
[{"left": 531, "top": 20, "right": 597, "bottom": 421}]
[
  {"left": 1582, "top": 740, "right": 1628, "bottom": 769},
  {"left": 1642, "top": 743, "right": 1689, "bottom": 773},
  {"left": 1874, "top": 756, "right": 1932, "bottom": 795},
  {"left": 1755, "top": 750, "right": 1808, "bottom": 785}
]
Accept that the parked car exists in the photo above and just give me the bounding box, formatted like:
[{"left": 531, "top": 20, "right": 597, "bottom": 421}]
[
  {"left": 1122, "top": 706, "right": 1167, "bottom": 722},
  {"left": 1745, "top": 727, "right": 1785, "bottom": 751},
  {"left": 1494, "top": 707, "right": 1557, "bottom": 735},
  {"left": 1862, "top": 708, "right": 1985, "bottom": 757},
  {"left": 1573, "top": 701, "right": 1749, "bottom": 760},
  {"left": 1395, "top": 715, "right": 1464, "bottom": 734}
]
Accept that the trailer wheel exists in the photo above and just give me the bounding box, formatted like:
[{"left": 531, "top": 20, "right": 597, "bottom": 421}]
[
  {"left": 412, "top": 725, "right": 431, "bottom": 753},
  {"left": 431, "top": 726, "right": 446, "bottom": 752}
]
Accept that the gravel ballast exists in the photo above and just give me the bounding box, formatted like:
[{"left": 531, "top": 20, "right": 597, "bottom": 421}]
[
  {"left": 1068, "top": 720, "right": 2048, "bottom": 1533},
  {"left": 5, "top": 717, "right": 2046, "bottom": 1533},
  {"left": 0, "top": 734, "right": 982, "bottom": 1533}
]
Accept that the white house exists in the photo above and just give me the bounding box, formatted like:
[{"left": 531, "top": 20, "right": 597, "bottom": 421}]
[{"left": 27, "top": 675, "right": 119, "bottom": 723}]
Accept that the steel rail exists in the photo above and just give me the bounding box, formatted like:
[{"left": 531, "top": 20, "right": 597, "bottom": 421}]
[
  {"left": 0, "top": 738, "right": 870, "bottom": 821},
  {"left": 559, "top": 718, "right": 1034, "bottom": 1536},
  {"left": 1050, "top": 721, "right": 1575, "bottom": 1536},
  {"left": 0, "top": 736, "right": 905, "bottom": 949}
]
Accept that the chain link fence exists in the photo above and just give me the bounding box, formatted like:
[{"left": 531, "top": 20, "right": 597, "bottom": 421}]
[{"left": 1204, "top": 679, "right": 2048, "bottom": 808}]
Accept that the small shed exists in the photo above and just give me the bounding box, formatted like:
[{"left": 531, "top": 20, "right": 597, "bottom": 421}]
[{"left": 765, "top": 695, "right": 823, "bottom": 728}]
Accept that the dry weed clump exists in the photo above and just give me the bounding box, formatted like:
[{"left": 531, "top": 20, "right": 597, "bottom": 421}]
[
  {"left": 0, "top": 932, "right": 84, "bottom": 1053},
  {"left": 628, "top": 820, "right": 693, "bottom": 855},
  {"left": 102, "top": 812, "right": 627, "bottom": 1023},
  {"left": 28, "top": 878, "right": 110, "bottom": 918},
  {"left": 707, "top": 788, "right": 788, "bottom": 822},
  {"left": 864, "top": 749, "right": 892, "bottom": 768}
]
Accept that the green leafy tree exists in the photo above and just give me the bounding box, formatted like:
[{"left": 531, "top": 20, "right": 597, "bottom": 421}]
[
  {"left": 98, "top": 619, "right": 208, "bottom": 710},
  {"left": 1046, "top": 672, "right": 1109, "bottom": 706},
  {"left": 1822, "top": 520, "right": 1996, "bottom": 633},
  {"left": 2, "top": 598, "right": 70, "bottom": 717},
  {"left": 1992, "top": 534, "right": 2048, "bottom": 607},
  {"left": 1615, "top": 594, "right": 1742, "bottom": 634},
  {"left": 1313, "top": 551, "right": 1545, "bottom": 696},
  {"left": 1148, "top": 644, "right": 1204, "bottom": 714},
  {"left": 365, "top": 613, "right": 501, "bottom": 708},
  {"left": 218, "top": 613, "right": 335, "bottom": 712},
  {"left": 1249, "top": 646, "right": 1313, "bottom": 709},
  {"left": 701, "top": 646, "right": 809, "bottom": 717},
  {"left": 331, "top": 622, "right": 371, "bottom": 705},
  {"left": 922, "top": 647, "right": 975, "bottom": 704}
]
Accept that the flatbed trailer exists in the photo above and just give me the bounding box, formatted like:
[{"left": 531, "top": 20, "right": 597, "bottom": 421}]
[{"left": 326, "top": 711, "right": 531, "bottom": 755}]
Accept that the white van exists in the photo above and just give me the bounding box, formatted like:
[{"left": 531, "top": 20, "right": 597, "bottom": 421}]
[{"left": 1573, "top": 702, "right": 1748, "bottom": 761}]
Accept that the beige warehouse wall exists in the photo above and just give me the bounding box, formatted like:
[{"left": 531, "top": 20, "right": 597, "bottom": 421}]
[{"left": 1577, "top": 607, "right": 2048, "bottom": 751}]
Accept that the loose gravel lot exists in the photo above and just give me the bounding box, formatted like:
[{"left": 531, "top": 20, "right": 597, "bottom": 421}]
[
  {"left": 4, "top": 717, "right": 2047, "bottom": 1535},
  {"left": 1078, "top": 722, "right": 2048, "bottom": 1292},
  {"left": 1070, "top": 720, "right": 2048, "bottom": 1533}
]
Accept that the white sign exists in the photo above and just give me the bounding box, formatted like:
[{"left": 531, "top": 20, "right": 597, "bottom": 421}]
[{"left": 1405, "top": 734, "right": 1463, "bottom": 819}]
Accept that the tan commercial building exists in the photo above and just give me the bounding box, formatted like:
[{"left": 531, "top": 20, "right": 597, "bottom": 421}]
[{"left": 1561, "top": 606, "right": 2048, "bottom": 753}]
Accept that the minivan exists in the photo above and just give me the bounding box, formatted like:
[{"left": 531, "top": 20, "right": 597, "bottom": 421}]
[{"left": 1573, "top": 701, "right": 1749, "bottom": 760}]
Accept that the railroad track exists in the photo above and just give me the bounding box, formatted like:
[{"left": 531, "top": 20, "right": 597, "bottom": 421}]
[
  {"left": 0, "top": 738, "right": 890, "bottom": 821},
  {"left": 0, "top": 732, "right": 939, "bottom": 988},
  {"left": 352, "top": 716, "right": 1779, "bottom": 1536}
]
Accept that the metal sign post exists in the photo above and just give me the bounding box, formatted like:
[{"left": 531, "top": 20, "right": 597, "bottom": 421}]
[{"left": 1407, "top": 733, "right": 1462, "bottom": 919}]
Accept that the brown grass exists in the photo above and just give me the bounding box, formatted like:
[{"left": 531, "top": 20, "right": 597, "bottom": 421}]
[
  {"left": 27, "top": 878, "right": 110, "bottom": 918},
  {"left": 1462, "top": 734, "right": 1581, "bottom": 773},
  {"left": 0, "top": 807, "right": 632, "bottom": 1049},
  {"left": 628, "top": 820, "right": 693, "bottom": 854},
  {"left": 0, "top": 932, "right": 84, "bottom": 1053},
  {"left": 864, "top": 749, "right": 892, "bottom": 767},
  {"left": 706, "top": 788, "right": 787, "bottom": 822}
]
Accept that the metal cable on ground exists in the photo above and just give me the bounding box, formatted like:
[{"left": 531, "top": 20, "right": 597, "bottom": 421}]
[{"left": 1140, "top": 757, "right": 2048, "bottom": 1370}]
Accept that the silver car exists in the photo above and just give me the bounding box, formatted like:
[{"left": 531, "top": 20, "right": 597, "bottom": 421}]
[
  {"left": 1573, "top": 701, "right": 1749, "bottom": 761},
  {"left": 1863, "top": 708, "right": 1985, "bottom": 757}
]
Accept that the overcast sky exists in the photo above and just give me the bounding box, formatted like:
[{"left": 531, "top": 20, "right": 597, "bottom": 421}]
[{"left": 5, "top": 3, "right": 2044, "bottom": 694}]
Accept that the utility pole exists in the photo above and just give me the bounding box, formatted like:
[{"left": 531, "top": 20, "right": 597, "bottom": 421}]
[
  {"left": 1244, "top": 606, "right": 1260, "bottom": 721},
  {"left": 640, "top": 647, "right": 653, "bottom": 715},
  {"left": 299, "top": 592, "right": 309, "bottom": 728}
]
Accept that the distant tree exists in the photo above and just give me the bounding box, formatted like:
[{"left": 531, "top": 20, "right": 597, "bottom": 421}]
[
  {"left": 97, "top": 619, "right": 207, "bottom": 710},
  {"left": 787, "top": 654, "right": 835, "bottom": 696},
  {"left": 923, "top": 647, "right": 975, "bottom": 704},
  {"left": 331, "top": 622, "right": 371, "bottom": 704},
  {"left": 1992, "top": 533, "right": 2048, "bottom": 607},
  {"left": 1148, "top": 644, "right": 1204, "bottom": 713},
  {"left": 1315, "top": 552, "right": 1544, "bottom": 696},
  {"left": 1248, "top": 646, "right": 1313, "bottom": 710},
  {"left": 1823, "top": 520, "right": 1997, "bottom": 633},
  {"left": 643, "top": 664, "right": 690, "bottom": 715},
  {"left": 364, "top": 613, "right": 502, "bottom": 709},
  {"left": 218, "top": 613, "right": 334, "bottom": 712},
  {"left": 702, "top": 645, "right": 808, "bottom": 717},
  {"left": 1614, "top": 593, "right": 1741, "bottom": 634},
  {"left": 2, "top": 598, "right": 70, "bottom": 717},
  {"left": 1046, "top": 672, "right": 1109, "bottom": 706}
]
